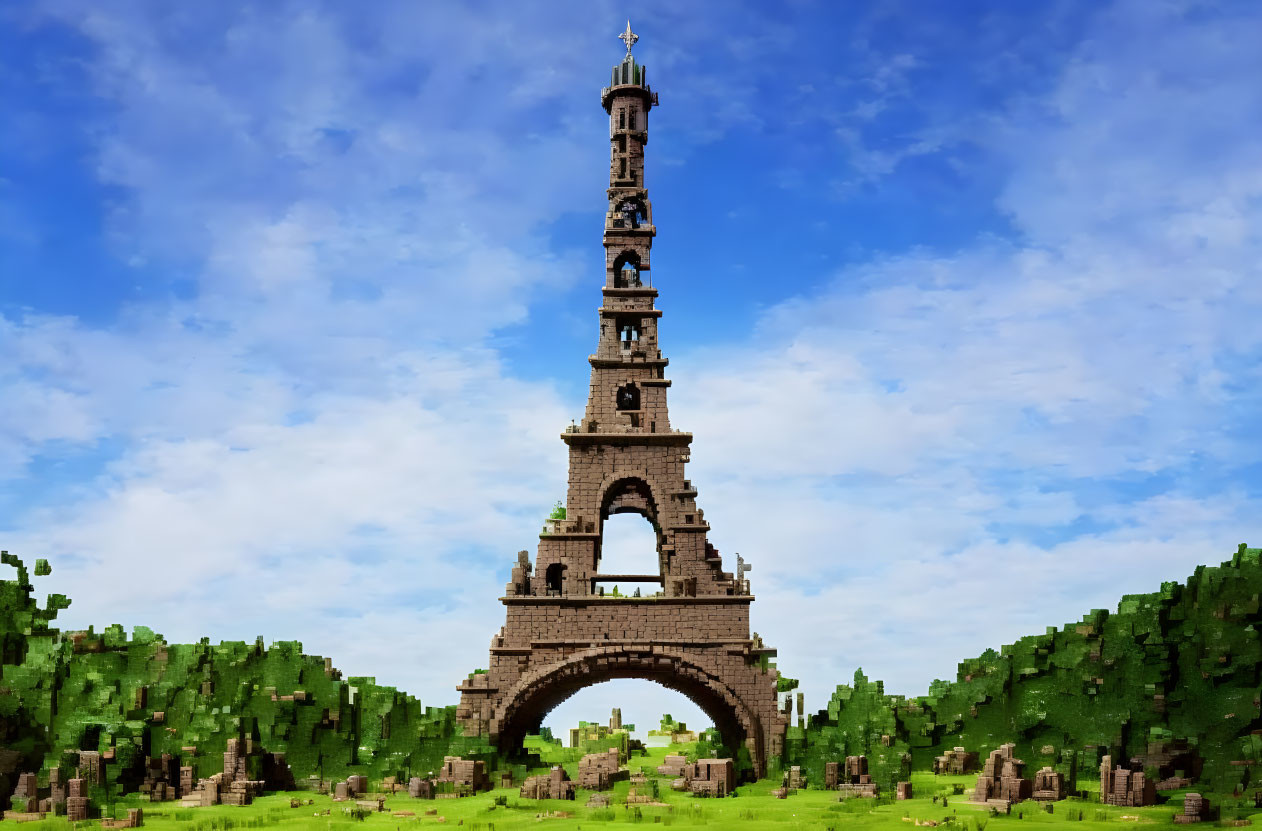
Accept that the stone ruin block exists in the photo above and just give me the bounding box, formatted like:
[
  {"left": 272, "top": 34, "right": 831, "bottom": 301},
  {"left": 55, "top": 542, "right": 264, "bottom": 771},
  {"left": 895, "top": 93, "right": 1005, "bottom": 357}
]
[
  {"left": 685, "top": 758, "right": 735, "bottom": 798},
  {"left": 436, "top": 756, "right": 490, "bottom": 795},
  {"left": 787, "top": 766, "right": 806, "bottom": 790},
  {"left": 186, "top": 777, "right": 219, "bottom": 807},
  {"left": 140, "top": 753, "right": 180, "bottom": 801},
  {"left": 934, "top": 747, "right": 979, "bottom": 775},
  {"left": 48, "top": 765, "right": 66, "bottom": 806},
  {"left": 79, "top": 751, "right": 105, "bottom": 786},
  {"left": 223, "top": 738, "right": 245, "bottom": 784},
  {"left": 1099, "top": 755, "right": 1156, "bottom": 807},
  {"left": 408, "top": 777, "right": 435, "bottom": 799},
  {"left": 832, "top": 756, "right": 879, "bottom": 798},
  {"left": 520, "top": 766, "right": 576, "bottom": 800},
  {"left": 656, "top": 754, "right": 688, "bottom": 777},
  {"left": 972, "top": 744, "right": 1032, "bottom": 807},
  {"left": 1174, "top": 792, "right": 1211, "bottom": 824},
  {"left": 1032, "top": 766, "right": 1066, "bottom": 801},
  {"left": 12, "top": 771, "right": 36, "bottom": 800},
  {"left": 206, "top": 765, "right": 264, "bottom": 807},
  {"left": 897, "top": 782, "right": 914, "bottom": 800},
  {"left": 578, "top": 748, "right": 627, "bottom": 790},
  {"left": 67, "top": 795, "right": 90, "bottom": 822}
]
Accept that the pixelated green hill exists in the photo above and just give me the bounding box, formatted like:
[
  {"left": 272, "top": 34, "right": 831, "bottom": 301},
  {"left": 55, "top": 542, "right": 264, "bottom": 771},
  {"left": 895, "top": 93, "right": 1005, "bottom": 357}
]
[
  {"left": 787, "top": 543, "right": 1262, "bottom": 795},
  {"left": 4, "top": 543, "right": 1262, "bottom": 798}
]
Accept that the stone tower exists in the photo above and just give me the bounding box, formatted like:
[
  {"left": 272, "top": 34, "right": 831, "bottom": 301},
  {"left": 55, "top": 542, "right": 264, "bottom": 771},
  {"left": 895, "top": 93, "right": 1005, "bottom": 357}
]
[{"left": 456, "top": 23, "right": 786, "bottom": 778}]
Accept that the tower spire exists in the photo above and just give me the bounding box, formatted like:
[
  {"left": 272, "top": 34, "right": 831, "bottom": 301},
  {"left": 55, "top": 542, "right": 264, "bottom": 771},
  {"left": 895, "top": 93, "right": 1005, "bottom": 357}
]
[{"left": 619, "top": 20, "right": 639, "bottom": 54}]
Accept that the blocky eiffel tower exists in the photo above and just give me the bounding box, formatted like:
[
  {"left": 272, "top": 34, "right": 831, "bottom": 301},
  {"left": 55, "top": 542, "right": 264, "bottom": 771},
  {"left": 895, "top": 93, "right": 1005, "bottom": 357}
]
[{"left": 456, "top": 22, "right": 785, "bottom": 778}]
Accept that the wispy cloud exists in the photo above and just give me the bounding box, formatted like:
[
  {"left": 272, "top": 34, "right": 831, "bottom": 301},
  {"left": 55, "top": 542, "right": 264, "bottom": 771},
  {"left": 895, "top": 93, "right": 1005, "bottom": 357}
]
[{"left": 670, "top": 0, "right": 1262, "bottom": 711}]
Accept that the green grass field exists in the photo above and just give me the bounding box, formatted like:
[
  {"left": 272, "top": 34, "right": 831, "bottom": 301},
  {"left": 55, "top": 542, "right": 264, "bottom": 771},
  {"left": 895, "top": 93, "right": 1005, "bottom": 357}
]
[{"left": 6, "top": 742, "right": 1258, "bottom": 830}]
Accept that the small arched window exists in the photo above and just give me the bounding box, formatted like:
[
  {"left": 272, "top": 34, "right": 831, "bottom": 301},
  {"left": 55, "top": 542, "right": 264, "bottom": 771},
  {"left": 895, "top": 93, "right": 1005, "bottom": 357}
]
[
  {"left": 612, "top": 251, "right": 641, "bottom": 287},
  {"left": 545, "top": 563, "right": 566, "bottom": 594},
  {"left": 617, "top": 383, "right": 641, "bottom": 411},
  {"left": 618, "top": 199, "right": 645, "bottom": 229}
]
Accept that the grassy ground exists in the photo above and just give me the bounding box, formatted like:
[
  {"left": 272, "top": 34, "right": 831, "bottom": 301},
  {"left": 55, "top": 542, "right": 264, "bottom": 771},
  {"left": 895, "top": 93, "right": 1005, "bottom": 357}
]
[{"left": 6, "top": 746, "right": 1259, "bottom": 829}]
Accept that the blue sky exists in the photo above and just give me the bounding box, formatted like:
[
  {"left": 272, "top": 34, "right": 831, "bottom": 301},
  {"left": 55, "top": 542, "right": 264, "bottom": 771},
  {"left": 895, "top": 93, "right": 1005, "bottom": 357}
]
[{"left": 3, "top": 0, "right": 1262, "bottom": 738}]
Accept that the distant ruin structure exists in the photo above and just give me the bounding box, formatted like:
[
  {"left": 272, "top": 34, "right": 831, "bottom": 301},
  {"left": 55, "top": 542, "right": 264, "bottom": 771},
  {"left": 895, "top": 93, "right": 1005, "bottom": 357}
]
[
  {"left": 828, "top": 756, "right": 879, "bottom": 798},
  {"left": 435, "top": 756, "right": 490, "bottom": 796},
  {"left": 1032, "top": 766, "right": 1067, "bottom": 801},
  {"left": 934, "top": 747, "right": 979, "bottom": 775},
  {"left": 972, "top": 744, "right": 1032, "bottom": 809},
  {"left": 1100, "top": 755, "right": 1156, "bottom": 807},
  {"left": 578, "top": 748, "right": 627, "bottom": 790},
  {"left": 520, "top": 766, "right": 576, "bottom": 800}
]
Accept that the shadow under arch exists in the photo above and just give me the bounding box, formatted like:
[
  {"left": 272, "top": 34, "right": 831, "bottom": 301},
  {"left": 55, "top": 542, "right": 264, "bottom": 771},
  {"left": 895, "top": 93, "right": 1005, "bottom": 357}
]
[{"left": 494, "top": 647, "right": 763, "bottom": 780}]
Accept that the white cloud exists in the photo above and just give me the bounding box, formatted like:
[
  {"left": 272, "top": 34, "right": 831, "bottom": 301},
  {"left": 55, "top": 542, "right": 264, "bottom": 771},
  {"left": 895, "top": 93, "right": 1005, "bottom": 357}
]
[{"left": 666, "top": 0, "right": 1262, "bottom": 713}]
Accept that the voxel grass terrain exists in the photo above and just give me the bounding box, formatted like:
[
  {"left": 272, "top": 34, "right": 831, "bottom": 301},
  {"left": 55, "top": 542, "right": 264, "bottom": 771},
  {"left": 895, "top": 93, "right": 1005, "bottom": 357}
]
[
  {"left": 4, "top": 767, "right": 1257, "bottom": 829},
  {"left": 4, "top": 545, "right": 1262, "bottom": 825}
]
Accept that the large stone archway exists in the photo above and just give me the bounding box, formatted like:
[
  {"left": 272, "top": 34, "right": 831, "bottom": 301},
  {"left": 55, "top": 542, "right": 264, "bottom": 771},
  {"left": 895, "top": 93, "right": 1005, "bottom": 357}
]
[
  {"left": 456, "top": 37, "right": 786, "bottom": 779},
  {"left": 494, "top": 647, "right": 765, "bottom": 768}
]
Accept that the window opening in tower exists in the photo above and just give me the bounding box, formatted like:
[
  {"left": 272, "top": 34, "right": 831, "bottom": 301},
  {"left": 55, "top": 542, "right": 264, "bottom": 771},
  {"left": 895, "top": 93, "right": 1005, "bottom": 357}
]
[
  {"left": 619, "top": 200, "right": 640, "bottom": 229},
  {"left": 617, "top": 383, "right": 641, "bottom": 411},
  {"left": 545, "top": 563, "right": 566, "bottom": 595}
]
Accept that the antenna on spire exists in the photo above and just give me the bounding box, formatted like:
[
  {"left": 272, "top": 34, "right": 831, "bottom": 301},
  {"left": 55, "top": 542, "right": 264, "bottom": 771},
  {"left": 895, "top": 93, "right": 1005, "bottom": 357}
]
[{"left": 619, "top": 20, "right": 639, "bottom": 55}]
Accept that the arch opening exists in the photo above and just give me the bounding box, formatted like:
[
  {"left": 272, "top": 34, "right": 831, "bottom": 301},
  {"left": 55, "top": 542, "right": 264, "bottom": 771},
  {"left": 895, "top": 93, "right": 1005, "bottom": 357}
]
[
  {"left": 538, "top": 678, "right": 712, "bottom": 746},
  {"left": 594, "top": 513, "right": 660, "bottom": 597},
  {"left": 612, "top": 252, "right": 643, "bottom": 288},
  {"left": 544, "top": 563, "right": 567, "bottom": 596},
  {"left": 497, "top": 653, "right": 754, "bottom": 777},
  {"left": 615, "top": 198, "right": 646, "bottom": 230},
  {"left": 599, "top": 476, "right": 660, "bottom": 525}
]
